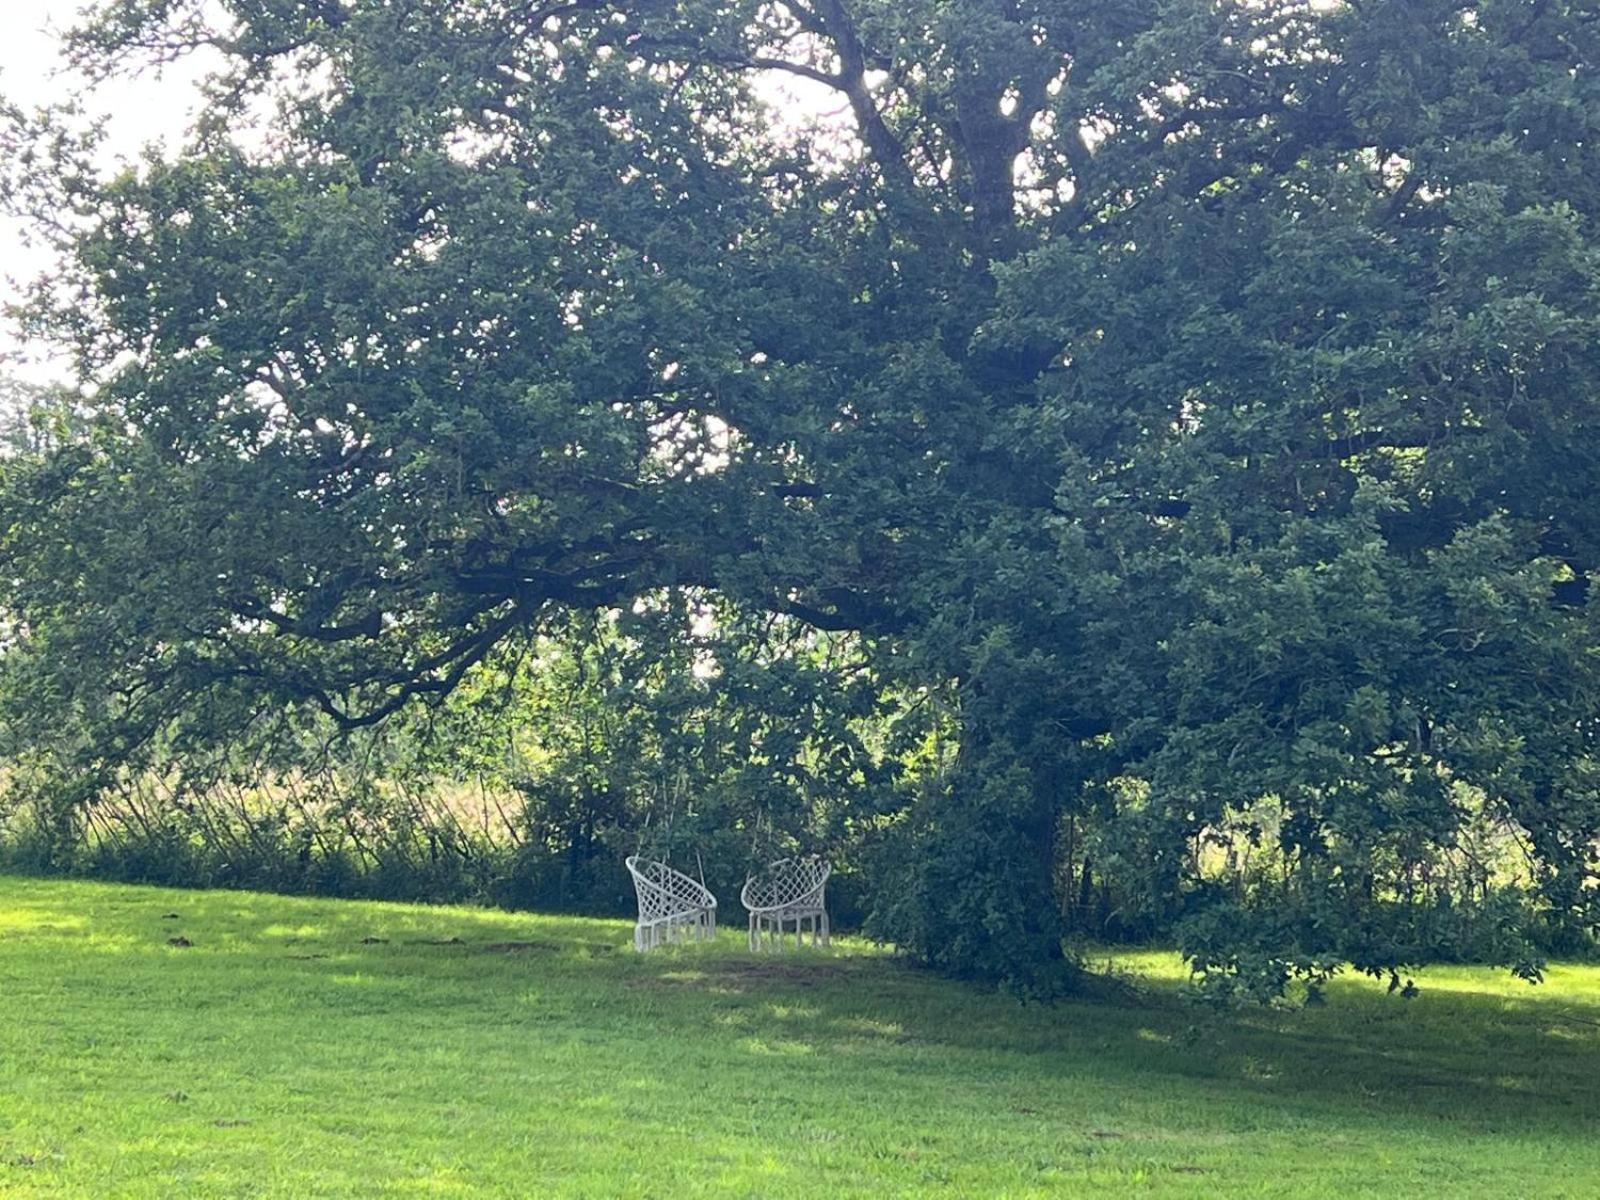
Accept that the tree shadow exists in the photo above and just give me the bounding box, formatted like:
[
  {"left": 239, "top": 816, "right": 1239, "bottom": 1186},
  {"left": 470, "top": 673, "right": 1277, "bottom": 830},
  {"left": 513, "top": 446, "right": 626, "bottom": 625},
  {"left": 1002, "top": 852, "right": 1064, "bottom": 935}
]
[{"left": 620, "top": 949, "right": 1600, "bottom": 1134}]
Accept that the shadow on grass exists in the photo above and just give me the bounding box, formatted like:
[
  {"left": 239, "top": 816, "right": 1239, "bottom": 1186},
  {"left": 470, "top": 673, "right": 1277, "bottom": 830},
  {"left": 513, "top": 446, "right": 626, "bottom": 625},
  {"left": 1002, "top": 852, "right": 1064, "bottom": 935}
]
[{"left": 609, "top": 946, "right": 1600, "bottom": 1134}]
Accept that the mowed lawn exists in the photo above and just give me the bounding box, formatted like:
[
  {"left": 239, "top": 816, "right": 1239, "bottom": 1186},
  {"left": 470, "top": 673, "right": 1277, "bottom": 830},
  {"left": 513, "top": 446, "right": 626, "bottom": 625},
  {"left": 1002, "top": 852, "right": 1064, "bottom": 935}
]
[{"left": 2, "top": 878, "right": 1599, "bottom": 1197}]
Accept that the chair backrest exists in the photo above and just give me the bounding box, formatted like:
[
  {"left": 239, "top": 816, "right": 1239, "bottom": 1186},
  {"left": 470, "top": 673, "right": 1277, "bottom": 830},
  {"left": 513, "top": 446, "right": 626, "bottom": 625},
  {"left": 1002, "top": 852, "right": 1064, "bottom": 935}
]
[
  {"left": 741, "top": 856, "right": 831, "bottom": 911},
  {"left": 626, "top": 856, "right": 717, "bottom": 923}
]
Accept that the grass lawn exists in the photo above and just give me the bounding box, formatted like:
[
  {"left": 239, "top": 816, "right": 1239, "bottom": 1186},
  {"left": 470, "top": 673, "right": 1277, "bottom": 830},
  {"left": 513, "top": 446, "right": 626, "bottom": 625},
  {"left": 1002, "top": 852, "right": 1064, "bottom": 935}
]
[{"left": 2, "top": 877, "right": 1599, "bottom": 1197}]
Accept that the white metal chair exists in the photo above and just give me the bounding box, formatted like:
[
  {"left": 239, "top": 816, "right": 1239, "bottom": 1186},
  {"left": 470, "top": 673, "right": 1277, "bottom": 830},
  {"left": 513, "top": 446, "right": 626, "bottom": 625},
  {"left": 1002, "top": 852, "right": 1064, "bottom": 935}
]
[
  {"left": 741, "top": 856, "right": 831, "bottom": 951},
  {"left": 625, "top": 856, "right": 717, "bottom": 952}
]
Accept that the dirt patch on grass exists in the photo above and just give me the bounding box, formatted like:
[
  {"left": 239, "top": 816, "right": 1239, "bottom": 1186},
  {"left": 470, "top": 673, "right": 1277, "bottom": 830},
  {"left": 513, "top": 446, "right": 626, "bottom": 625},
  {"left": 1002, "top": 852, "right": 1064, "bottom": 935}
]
[
  {"left": 629, "top": 959, "right": 856, "bottom": 990},
  {"left": 476, "top": 939, "right": 617, "bottom": 956},
  {"left": 480, "top": 940, "right": 561, "bottom": 954}
]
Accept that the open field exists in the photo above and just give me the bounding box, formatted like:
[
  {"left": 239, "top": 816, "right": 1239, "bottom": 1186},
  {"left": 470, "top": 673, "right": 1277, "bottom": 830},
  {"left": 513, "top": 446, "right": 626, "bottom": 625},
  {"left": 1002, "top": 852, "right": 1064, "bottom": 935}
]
[{"left": 1, "top": 877, "right": 1598, "bottom": 1197}]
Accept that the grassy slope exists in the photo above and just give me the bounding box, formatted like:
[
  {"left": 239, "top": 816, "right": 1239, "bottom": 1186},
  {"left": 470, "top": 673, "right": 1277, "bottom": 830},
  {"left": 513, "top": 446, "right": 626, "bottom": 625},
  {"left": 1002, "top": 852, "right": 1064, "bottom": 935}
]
[{"left": 1, "top": 878, "right": 1598, "bottom": 1197}]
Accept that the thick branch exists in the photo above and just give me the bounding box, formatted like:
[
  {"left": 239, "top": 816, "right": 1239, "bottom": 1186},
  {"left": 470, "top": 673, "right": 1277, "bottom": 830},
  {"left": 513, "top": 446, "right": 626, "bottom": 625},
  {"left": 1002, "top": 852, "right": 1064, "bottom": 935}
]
[
  {"left": 233, "top": 598, "right": 384, "bottom": 643},
  {"left": 807, "top": 0, "right": 933, "bottom": 234},
  {"left": 307, "top": 605, "right": 529, "bottom": 730}
]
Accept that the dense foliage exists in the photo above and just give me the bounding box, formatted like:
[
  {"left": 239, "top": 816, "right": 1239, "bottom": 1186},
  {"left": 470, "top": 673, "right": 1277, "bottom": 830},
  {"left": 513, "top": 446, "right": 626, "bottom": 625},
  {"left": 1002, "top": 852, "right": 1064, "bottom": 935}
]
[{"left": 4, "top": 0, "right": 1600, "bottom": 995}]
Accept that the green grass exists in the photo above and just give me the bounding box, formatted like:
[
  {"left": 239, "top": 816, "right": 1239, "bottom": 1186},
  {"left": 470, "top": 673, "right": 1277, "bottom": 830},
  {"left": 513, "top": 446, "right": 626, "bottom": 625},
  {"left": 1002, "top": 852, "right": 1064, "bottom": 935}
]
[{"left": 2, "top": 878, "right": 1599, "bottom": 1197}]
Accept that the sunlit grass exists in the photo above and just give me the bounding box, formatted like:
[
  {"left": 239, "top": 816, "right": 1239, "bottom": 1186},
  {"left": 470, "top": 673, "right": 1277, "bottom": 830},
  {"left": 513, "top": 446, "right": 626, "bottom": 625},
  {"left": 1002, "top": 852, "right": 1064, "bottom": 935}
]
[{"left": 2, "top": 877, "right": 1599, "bottom": 1196}]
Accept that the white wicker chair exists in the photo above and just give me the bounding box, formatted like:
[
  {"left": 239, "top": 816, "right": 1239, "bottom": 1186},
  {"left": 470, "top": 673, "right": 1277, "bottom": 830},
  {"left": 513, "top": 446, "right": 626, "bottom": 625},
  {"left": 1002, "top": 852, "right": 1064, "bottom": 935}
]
[
  {"left": 625, "top": 856, "right": 718, "bottom": 952},
  {"left": 741, "top": 856, "right": 831, "bottom": 951}
]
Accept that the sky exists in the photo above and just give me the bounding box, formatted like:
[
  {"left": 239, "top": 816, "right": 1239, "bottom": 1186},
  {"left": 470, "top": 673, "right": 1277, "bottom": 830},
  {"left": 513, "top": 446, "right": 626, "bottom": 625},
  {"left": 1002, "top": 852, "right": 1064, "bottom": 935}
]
[{"left": 0, "top": 0, "right": 209, "bottom": 383}]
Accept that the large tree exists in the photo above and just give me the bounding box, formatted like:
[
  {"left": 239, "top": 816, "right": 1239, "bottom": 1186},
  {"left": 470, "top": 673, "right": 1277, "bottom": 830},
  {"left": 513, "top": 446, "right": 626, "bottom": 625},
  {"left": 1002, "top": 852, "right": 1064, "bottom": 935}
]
[{"left": 4, "top": 0, "right": 1600, "bottom": 991}]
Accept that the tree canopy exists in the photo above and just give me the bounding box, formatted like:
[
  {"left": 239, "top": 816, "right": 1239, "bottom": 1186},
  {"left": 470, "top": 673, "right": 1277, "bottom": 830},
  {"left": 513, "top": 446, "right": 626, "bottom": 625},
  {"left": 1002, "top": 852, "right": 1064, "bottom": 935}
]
[{"left": 4, "top": 0, "right": 1600, "bottom": 995}]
